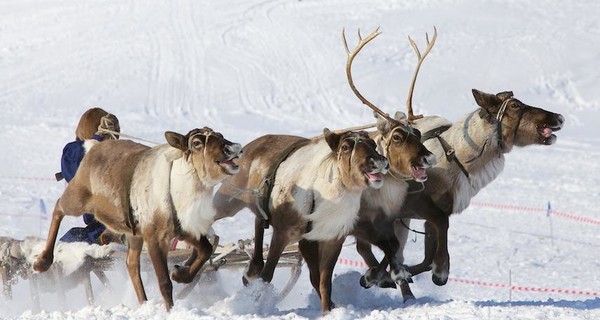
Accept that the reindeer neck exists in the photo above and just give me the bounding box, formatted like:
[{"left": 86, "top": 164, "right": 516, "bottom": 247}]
[
  {"left": 446, "top": 111, "right": 504, "bottom": 169},
  {"left": 443, "top": 111, "right": 506, "bottom": 213}
]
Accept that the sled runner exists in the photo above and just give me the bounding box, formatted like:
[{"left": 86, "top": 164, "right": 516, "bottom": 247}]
[{"left": 0, "top": 236, "right": 302, "bottom": 311}]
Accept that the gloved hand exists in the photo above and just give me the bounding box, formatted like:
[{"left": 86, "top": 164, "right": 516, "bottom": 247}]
[{"left": 95, "top": 114, "right": 120, "bottom": 140}]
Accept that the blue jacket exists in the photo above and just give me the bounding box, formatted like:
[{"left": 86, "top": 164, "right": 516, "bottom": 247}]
[
  {"left": 60, "top": 135, "right": 104, "bottom": 182},
  {"left": 59, "top": 135, "right": 107, "bottom": 243}
]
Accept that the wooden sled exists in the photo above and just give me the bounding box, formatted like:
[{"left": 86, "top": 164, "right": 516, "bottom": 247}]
[{"left": 0, "top": 236, "right": 303, "bottom": 311}]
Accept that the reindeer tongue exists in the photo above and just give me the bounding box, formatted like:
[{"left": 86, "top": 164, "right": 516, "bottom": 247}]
[
  {"left": 541, "top": 127, "right": 553, "bottom": 138},
  {"left": 412, "top": 166, "right": 427, "bottom": 182},
  {"left": 366, "top": 172, "right": 383, "bottom": 181}
]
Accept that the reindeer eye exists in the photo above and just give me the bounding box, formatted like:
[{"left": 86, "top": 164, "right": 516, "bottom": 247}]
[
  {"left": 510, "top": 102, "right": 522, "bottom": 109},
  {"left": 392, "top": 133, "right": 404, "bottom": 141},
  {"left": 341, "top": 144, "right": 351, "bottom": 152},
  {"left": 192, "top": 139, "right": 203, "bottom": 148}
]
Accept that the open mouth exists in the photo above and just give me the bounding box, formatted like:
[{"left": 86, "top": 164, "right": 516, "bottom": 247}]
[
  {"left": 218, "top": 158, "right": 240, "bottom": 174},
  {"left": 538, "top": 124, "right": 561, "bottom": 145},
  {"left": 411, "top": 165, "right": 428, "bottom": 182},
  {"left": 364, "top": 172, "right": 384, "bottom": 189}
]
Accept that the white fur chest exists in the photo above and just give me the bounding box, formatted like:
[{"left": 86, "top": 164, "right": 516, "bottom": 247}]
[
  {"left": 452, "top": 149, "right": 505, "bottom": 213},
  {"left": 169, "top": 158, "right": 216, "bottom": 239},
  {"left": 362, "top": 177, "right": 408, "bottom": 218},
  {"left": 303, "top": 188, "right": 363, "bottom": 242}
]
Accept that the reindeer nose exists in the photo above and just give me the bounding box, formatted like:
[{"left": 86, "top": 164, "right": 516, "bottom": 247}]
[
  {"left": 224, "top": 143, "right": 243, "bottom": 158},
  {"left": 557, "top": 114, "right": 565, "bottom": 126},
  {"left": 370, "top": 157, "right": 389, "bottom": 174},
  {"left": 423, "top": 152, "right": 437, "bottom": 168}
]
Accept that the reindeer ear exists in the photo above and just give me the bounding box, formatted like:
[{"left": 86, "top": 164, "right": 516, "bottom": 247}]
[
  {"left": 323, "top": 128, "right": 341, "bottom": 152},
  {"left": 496, "top": 91, "right": 514, "bottom": 101},
  {"left": 393, "top": 111, "right": 407, "bottom": 121},
  {"left": 472, "top": 89, "right": 501, "bottom": 109},
  {"left": 375, "top": 114, "right": 392, "bottom": 135},
  {"left": 165, "top": 131, "right": 187, "bottom": 151}
]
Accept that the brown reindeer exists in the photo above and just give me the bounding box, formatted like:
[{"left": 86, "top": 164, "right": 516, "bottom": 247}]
[
  {"left": 351, "top": 28, "right": 565, "bottom": 301},
  {"left": 211, "top": 28, "right": 432, "bottom": 315},
  {"left": 351, "top": 27, "right": 439, "bottom": 291},
  {"left": 33, "top": 127, "right": 242, "bottom": 310},
  {"left": 357, "top": 89, "right": 565, "bottom": 300},
  {"left": 212, "top": 128, "right": 389, "bottom": 314}
]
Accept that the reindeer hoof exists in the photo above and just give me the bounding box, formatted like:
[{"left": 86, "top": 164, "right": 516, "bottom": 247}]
[
  {"left": 432, "top": 273, "right": 448, "bottom": 286},
  {"left": 171, "top": 265, "right": 194, "bottom": 284},
  {"left": 390, "top": 265, "right": 412, "bottom": 282},
  {"left": 378, "top": 278, "right": 397, "bottom": 289},
  {"left": 32, "top": 254, "right": 53, "bottom": 272},
  {"left": 359, "top": 275, "right": 374, "bottom": 288}
]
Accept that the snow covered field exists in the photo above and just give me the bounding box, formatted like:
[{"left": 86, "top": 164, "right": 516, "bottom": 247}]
[{"left": 1, "top": 0, "right": 599, "bottom": 319}]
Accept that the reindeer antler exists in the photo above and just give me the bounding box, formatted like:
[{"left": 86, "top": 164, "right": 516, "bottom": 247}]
[
  {"left": 342, "top": 27, "right": 395, "bottom": 123},
  {"left": 406, "top": 26, "right": 437, "bottom": 122}
]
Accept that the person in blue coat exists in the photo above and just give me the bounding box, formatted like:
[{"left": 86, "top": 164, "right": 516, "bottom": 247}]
[{"left": 58, "top": 108, "right": 121, "bottom": 245}]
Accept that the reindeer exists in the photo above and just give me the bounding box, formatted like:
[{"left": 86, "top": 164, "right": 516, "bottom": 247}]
[
  {"left": 212, "top": 128, "right": 388, "bottom": 314},
  {"left": 340, "top": 28, "right": 438, "bottom": 290},
  {"left": 211, "top": 28, "right": 433, "bottom": 315},
  {"left": 352, "top": 31, "right": 565, "bottom": 301},
  {"left": 33, "top": 127, "right": 242, "bottom": 310}
]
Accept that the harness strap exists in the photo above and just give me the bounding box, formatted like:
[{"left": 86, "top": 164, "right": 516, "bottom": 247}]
[
  {"left": 127, "top": 204, "right": 138, "bottom": 236},
  {"left": 399, "top": 218, "right": 427, "bottom": 235},
  {"left": 259, "top": 139, "right": 311, "bottom": 229},
  {"left": 437, "top": 135, "right": 470, "bottom": 179},
  {"left": 420, "top": 125, "right": 451, "bottom": 143},
  {"left": 420, "top": 124, "right": 470, "bottom": 179}
]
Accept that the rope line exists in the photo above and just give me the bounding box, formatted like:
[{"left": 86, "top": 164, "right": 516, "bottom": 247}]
[{"left": 336, "top": 258, "right": 599, "bottom": 297}]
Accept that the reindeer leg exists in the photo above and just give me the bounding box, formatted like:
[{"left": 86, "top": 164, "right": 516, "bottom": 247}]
[
  {"left": 171, "top": 235, "right": 212, "bottom": 284},
  {"left": 356, "top": 238, "right": 397, "bottom": 289},
  {"left": 259, "top": 229, "right": 289, "bottom": 283},
  {"left": 243, "top": 216, "right": 266, "bottom": 285},
  {"left": 381, "top": 237, "right": 410, "bottom": 289},
  {"left": 125, "top": 235, "right": 147, "bottom": 305},
  {"left": 298, "top": 239, "right": 320, "bottom": 297},
  {"left": 33, "top": 199, "right": 65, "bottom": 272},
  {"left": 317, "top": 237, "right": 345, "bottom": 314},
  {"left": 355, "top": 239, "right": 383, "bottom": 288},
  {"left": 392, "top": 218, "right": 416, "bottom": 303},
  {"left": 430, "top": 216, "right": 450, "bottom": 286},
  {"left": 406, "top": 220, "right": 436, "bottom": 276},
  {"left": 146, "top": 237, "right": 173, "bottom": 311}
]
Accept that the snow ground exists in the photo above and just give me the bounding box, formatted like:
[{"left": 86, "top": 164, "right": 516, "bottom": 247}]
[{"left": 0, "top": 0, "right": 598, "bottom": 319}]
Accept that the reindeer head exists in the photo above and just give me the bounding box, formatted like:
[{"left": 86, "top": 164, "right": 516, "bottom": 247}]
[
  {"left": 165, "top": 127, "right": 242, "bottom": 183},
  {"left": 342, "top": 27, "right": 437, "bottom": 183},
  {"left": 324, "top": 128, "right": 388, "bottom": 191},
  {"left": 375, "top": 112, "right": 436, "bottom": 182},
  {"left": 472, "top": 89, "right": 565, "bottom": 152}
]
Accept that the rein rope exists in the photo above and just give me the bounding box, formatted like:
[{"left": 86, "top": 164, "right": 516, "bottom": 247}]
[
  {"left": 96, "top": 127, "right": 161, "bottom": 145},
  {"left": 399, "top": 218, "right": 427, "bottom": 236}
]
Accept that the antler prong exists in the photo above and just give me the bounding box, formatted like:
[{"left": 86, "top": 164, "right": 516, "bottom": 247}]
[
  {"left": 342, "top": 27, "right": 392, "bottom": 122},
  {"left": 405, "top": 26, "right": 437, "bottom": 122}
]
